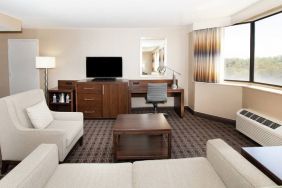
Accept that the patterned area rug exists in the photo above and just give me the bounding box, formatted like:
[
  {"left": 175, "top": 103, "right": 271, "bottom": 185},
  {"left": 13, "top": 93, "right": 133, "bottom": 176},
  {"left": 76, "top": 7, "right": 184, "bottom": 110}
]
[
  {"left": 64, "top": 108, "right": 258, "bottom": 163},
  {"left": 0, "top": 108, "right": 258, "bottom": 178}
]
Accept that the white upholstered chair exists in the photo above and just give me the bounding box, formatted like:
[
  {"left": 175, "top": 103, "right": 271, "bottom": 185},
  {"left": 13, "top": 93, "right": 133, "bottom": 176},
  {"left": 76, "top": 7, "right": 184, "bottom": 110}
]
[{"left": 0, "top": 89, "right": 84, "bottom": 173}]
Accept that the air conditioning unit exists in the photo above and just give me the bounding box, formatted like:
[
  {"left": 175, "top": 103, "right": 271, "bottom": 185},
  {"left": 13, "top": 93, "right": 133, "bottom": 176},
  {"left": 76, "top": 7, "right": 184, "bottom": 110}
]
[{"left": 236, "top": 109, "right": 282, "bottom": 146}]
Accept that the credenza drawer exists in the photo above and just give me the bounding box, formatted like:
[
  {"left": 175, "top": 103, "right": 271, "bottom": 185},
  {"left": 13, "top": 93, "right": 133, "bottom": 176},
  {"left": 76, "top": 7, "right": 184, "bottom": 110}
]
[
  {"left": 77, "top": 93, "right": 102, "bottom": 105},
  {"left": 77, "top": 84, "right": 102, "bottom": 94},
  {"left": 77, "top": 105, "right": 102, "bottom": 118},
  {"left": 75, "top": 80, "right": 129, "bottom": 118},
  {"left": 81, "top": 109, "right": 102, "bottom": 118}
]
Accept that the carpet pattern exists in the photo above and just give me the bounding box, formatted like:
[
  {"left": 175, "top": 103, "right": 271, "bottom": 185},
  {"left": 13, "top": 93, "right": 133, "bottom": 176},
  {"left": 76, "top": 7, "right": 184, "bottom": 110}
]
[
  {"left": 64, "top": 108, "right": 258, "bottom": 163},
  {"left": 0, "top": 108, "right": 258, "bottom": 178}
]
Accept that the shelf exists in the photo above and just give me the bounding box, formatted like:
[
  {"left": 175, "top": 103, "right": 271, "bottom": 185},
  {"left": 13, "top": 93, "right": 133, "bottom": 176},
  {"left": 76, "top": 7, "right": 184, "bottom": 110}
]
[
  {"left": 116, "top": 135, "right": 169, "bottom": 160},
  {"left": 48, "top": 83, "right": 76, "bottom": 112}
]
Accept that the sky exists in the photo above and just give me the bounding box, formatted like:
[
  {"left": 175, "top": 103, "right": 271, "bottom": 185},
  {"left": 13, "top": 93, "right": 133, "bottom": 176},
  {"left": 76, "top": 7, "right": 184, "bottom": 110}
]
[{"left": 224, "top": 12, "right": 282, "bottom": 59}]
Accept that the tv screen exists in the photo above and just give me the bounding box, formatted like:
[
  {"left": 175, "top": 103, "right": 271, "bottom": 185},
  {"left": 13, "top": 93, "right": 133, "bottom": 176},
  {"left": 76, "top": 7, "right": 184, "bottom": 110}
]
[{"left": 86, "top": 57, "right": 123, "bottom": 78}]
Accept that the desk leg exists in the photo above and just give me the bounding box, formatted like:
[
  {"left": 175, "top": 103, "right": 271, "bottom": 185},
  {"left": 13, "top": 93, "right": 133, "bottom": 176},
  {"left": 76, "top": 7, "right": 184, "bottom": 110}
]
[
  {"left": 128, "top": 91, "right": 132, "bottom": 114},
  {"left": 174, "top": 90, "right": 184, "bottom": 118}
]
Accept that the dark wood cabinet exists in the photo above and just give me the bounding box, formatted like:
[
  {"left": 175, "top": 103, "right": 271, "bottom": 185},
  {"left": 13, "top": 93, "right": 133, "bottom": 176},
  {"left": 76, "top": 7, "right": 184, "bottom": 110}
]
[
  {"left": 48, "top": 80, "right": 77, "bottom": 112},
  {"left": 76, "top": 80, "right": 129, "bottom": 118},
  {"left": 103, "top": 83, "right": 129, "bottom": 118},
  {"left": 48, "top": 88, "right": 74, "bottom": 112}
]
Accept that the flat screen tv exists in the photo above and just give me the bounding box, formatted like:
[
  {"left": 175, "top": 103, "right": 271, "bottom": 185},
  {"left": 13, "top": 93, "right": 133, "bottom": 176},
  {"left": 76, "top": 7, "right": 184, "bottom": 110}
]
[{"left": 86, "top": 57, "right": 122, "bottom": 79}]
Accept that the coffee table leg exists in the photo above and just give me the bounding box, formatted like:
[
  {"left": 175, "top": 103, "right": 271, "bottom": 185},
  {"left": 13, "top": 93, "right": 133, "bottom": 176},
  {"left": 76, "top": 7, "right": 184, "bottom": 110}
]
[
  {"left": 168, "top": 132, "right": 171, "bottom": 158},
  {"left": 113, "top": 134, "right": 118, "bottom": 162}
]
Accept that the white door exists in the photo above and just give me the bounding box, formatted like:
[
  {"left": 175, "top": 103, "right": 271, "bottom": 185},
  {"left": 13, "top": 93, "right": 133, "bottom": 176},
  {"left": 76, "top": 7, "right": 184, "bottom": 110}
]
[{"left": 8, "top": 39, "right": 40, "bottom": 94}]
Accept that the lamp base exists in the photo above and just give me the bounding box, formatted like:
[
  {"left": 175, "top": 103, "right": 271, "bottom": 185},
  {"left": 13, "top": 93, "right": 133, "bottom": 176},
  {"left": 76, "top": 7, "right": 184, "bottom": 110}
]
[
  {"left": 172, "top": 73, "right": 178, "bottom": 89},
  {"left": 172, "top": 84, "right": 178, "bottom": 89}
]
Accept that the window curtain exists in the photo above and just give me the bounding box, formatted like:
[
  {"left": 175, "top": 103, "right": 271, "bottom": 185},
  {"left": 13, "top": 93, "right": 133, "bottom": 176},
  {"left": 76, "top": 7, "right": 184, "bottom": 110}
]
[{"left": 193, "top": 27, "right": 222, "bottom": 83}]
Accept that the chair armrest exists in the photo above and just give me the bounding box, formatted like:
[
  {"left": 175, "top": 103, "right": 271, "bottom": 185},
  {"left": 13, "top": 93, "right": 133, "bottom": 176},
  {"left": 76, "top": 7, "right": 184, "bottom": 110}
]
[
  {"left": 51, "top": 111, "right": 84, "bottom": 121},
  {"left": 0, "top": 128, "right": 67, "bottom": 161},
  {"left": 207, "top": 139, "right": 276, "bottom": 188},
  {"left": 0, "top": 144, "right": 58, "bottom": 188}
]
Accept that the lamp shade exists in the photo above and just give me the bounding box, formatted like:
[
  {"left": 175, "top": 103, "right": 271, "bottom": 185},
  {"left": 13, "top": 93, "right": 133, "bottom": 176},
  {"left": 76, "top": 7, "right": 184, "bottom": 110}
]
[{"left": 36, "top": 56, "right": 56, "bottom": 69}]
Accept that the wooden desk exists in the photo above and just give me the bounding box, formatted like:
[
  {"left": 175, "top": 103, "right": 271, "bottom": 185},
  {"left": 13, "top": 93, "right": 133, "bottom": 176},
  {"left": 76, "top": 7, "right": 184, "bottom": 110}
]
[
  {"left": 128, "top": 80, "right": 184, "bottom": 118},
  {"left": 241, "top": 146, "right": 282, "bottom": 185}
]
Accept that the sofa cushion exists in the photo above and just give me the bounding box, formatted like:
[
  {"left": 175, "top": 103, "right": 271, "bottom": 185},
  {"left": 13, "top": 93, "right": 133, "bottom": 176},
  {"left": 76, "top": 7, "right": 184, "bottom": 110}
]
[
  {"left": 26, "top": 100, "right": 54, "bottom": 129},
  {"left": 45, "top": 163, "right": 133, "bottom": 188},
  {"left": 47, "top": 120, "right": 83, "bottom": 146},
  {"left": 133, "top": 157, "right": 226, "bottom": 188}
]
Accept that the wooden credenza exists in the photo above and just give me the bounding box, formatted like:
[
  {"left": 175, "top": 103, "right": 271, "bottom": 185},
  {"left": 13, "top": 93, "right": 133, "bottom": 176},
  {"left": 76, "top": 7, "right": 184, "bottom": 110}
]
[{"left": 76, "top": 79, "right": 129, "bottom": 118}]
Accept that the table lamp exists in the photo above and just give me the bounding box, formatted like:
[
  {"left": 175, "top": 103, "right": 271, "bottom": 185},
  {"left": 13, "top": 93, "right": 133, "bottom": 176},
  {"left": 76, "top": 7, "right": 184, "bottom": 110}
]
[
  {"left": 36, "top": 56, "right": 56, "bottom": 99},
  {"left": 157, "top": 66, "right": 181, "bottom": 89}
]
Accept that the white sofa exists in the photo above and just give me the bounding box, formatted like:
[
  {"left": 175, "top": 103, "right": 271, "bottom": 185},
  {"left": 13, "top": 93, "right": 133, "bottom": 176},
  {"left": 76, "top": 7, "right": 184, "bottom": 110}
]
[
  {"left": 0, "top": 139, "right": 277, "bottom": 188},
  {"left": 0, "top": 89, "right": 84, "bottom": 172}
]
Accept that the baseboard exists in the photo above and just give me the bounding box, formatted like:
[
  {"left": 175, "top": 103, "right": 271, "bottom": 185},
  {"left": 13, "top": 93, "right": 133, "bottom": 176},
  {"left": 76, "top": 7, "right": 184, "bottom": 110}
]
[
  {"left": 184, "top": 106, "right": 235, "bottom": 125},
  {"left": 185, "top": 106, "right": 195, "bottom": 114}
]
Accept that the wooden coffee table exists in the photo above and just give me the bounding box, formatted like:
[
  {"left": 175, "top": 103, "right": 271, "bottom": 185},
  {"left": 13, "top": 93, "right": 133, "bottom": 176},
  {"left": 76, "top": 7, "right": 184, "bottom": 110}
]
[
  {"left": 112, "top": 114, "right": 172, "bottom": 161},
  {"left": 241, "top": 146, "right": 282, "bottom": 185}
]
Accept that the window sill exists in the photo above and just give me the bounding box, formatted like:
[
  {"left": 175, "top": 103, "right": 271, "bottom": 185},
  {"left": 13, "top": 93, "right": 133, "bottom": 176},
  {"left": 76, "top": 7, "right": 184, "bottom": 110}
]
[{"left": 221, "top": 81, "right": 282, "bottom": 95}]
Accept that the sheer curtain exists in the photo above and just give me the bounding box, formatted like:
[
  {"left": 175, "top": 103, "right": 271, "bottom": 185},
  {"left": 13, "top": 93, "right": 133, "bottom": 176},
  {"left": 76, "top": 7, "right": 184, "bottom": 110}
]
[{"left": 193, "top": 28, "right": 222, "bottom": 83}]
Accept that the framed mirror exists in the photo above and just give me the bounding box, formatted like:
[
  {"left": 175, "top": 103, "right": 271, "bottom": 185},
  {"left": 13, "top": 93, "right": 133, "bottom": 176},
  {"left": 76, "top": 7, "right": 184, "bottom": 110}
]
[{"left": 140, "top": 38, "right": 167, "bottom": 76}]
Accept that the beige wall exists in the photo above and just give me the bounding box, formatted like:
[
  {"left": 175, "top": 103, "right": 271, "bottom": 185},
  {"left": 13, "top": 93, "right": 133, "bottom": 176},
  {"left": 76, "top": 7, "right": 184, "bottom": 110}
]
[
  {"left": 194, "top": 82, "right": 243, "bottom": 120},
  {"left": 188, "top": 81, "right": 282, "bottom": 121},
  {"left": 0, "top": 27, "right": 191, "bottom": 107},
  {"left": 0, "top": 39, "right": 10, "bottom": 96},
  {"left": 187, "top": 32, "right": 195, "bottom": 109},
  {"left": 243, "top": 87, "right": 282, "bottom": 120},
  {"left": 189, "top": 82, "right": 282, "bottom": 121}
]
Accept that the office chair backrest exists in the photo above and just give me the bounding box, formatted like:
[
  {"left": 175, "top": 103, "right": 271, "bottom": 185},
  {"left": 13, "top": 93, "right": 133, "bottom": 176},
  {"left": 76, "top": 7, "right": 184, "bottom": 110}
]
[{"left": 147, "top": 83, "right": 167, "bottom": 102}]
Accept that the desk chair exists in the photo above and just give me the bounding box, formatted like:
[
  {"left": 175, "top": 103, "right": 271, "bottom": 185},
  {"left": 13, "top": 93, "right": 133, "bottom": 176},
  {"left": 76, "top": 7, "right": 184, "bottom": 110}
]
[{"left": 146, "top": 83, "right": 167, "bottom": 113}]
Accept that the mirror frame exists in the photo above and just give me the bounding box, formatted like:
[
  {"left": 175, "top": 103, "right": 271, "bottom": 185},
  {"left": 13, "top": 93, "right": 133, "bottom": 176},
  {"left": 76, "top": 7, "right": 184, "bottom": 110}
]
[{"left": 140, "top": 37, "right": 167, "bottom": 77}]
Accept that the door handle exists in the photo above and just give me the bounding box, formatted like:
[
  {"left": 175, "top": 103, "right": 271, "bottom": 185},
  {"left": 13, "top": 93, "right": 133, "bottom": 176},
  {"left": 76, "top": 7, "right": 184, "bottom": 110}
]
[
  {"left": 84, "top": 110, "right": 95, "bottom": 113},
  {"left": 84, "top": 98, "right": 94, "bottom": 101}
]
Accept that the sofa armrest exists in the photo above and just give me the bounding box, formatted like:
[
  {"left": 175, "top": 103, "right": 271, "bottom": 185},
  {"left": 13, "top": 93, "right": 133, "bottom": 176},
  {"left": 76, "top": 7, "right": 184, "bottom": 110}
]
[
  {"left": 51, "top": 111, "right": 84, "bottom": 122},
  {"left": 0, "top": 129, "right": 67, "bottom": 161},
  {"left": 207, "top": 139, "right": 276, "bottom": 188},
  {"left": 0, "top": 144, "right": 59, "bottom": 188}
]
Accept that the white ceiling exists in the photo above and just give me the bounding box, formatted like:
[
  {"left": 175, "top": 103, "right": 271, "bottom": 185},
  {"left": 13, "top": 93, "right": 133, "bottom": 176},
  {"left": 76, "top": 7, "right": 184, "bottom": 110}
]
[{"left": 0, "top": 0, "right": 259, "bottom": 28}]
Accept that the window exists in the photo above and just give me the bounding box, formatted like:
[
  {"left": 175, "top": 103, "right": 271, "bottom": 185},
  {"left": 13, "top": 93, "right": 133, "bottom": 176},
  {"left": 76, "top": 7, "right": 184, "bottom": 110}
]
[
  {"left": 254, "top": 13, "right": 282, "bottom": 86},
  {"left": 223, "top": 11, "right": 282, "bottom": 87},
  {"left": 224, "top": 24, "right": 250, "bottom": 81}
]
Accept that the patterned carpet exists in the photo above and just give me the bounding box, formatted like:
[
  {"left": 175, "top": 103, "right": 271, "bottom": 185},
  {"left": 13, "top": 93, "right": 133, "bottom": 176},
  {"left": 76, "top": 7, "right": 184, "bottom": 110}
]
[
  {"left": 0, "top": 108, "right": 258, "bottom": 178},
  {"left": 64, "top": 108, "right": 258, "bottom": 163}
]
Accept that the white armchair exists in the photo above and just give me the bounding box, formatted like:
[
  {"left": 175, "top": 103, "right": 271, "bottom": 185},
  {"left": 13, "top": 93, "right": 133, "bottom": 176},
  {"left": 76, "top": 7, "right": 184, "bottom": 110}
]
[{"left": 0, "top": 89, "right": 83, "bottom": 173}]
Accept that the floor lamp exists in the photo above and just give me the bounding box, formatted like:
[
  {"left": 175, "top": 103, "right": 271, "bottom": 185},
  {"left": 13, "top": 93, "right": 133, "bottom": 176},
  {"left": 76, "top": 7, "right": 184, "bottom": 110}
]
[{"left": 36, "top": 56, "right": 56, "bottom": 99}]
